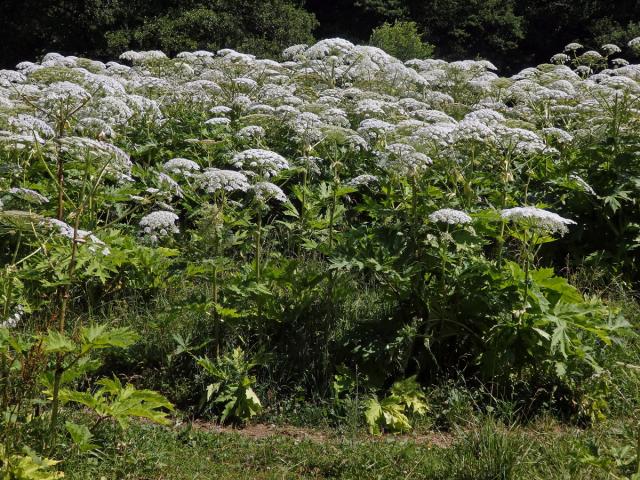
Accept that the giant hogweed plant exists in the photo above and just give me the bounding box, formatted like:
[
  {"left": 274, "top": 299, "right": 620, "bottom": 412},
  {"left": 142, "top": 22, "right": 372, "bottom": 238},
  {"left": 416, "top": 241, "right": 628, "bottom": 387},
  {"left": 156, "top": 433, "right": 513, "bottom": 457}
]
[
  {"left": 0, "top": 36, "right": 638, "bottom": 455},
  {"left": 0, "top": 74, "right": 173, "bottom": 470}
]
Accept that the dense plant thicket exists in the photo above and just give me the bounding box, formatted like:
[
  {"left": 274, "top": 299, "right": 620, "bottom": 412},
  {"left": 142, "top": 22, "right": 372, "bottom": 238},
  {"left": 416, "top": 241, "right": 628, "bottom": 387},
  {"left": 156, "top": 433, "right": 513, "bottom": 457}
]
[{"left": 0, "top": 36, "right": 639, "bottom": 473}]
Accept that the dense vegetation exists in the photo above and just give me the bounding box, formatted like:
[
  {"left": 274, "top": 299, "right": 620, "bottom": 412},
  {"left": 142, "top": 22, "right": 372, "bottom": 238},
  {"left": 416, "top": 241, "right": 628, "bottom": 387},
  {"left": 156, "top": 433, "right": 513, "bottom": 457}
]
[{"left": 0, "top": 35, "right": 639, "bottom": 478}]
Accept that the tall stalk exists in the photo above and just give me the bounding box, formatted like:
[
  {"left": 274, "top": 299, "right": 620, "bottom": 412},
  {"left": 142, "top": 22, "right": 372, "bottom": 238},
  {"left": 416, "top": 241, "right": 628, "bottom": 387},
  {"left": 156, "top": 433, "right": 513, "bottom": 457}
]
[
  {"left": 48, "top": 153, "right": 92, "bottom": 449},
  {"left": 521, "top": 228, "right": 530, "bottom": 319},
  {"left": 255, "top": 208, "right": 263, "bottom": 326},
  {"left": 411, "top": 177, "right": 418, "bottom": 248},
  {"left": 212, "top": 200, "right": 224, "bottom": 357}
]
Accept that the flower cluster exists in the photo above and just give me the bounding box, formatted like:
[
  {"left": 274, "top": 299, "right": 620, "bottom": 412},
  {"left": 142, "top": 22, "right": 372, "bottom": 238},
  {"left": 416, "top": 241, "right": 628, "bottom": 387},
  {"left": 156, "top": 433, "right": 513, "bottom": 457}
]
[
  {"left": 428, "top": 209, "right": 472, "bottom": 225},
  {"left": 348, "top": 174, "right": 378, "bottom": 187},
  {"left": 232, "top": 149, "right": 289, "bottom": 178},
  {"left": 198, "top": 168, "right": 251, "bottom": 193},
  {"left": 252, "top": 182, "right": 288, "bottom": 204},
  {"left": 163, "top": 158, "right": 201, "bottom": 177},
  {"left": 500, "top": 207, "right": 576, "bottom": 235},
  {"left": 7, "top": 187, "right": 48, "bottom": 205},
  {"left": 42, "top": 218, "right": 110, "bottom": 254},
  {"left": 1, "top": 305, "right": 23, "bottom": 329},
  {"left": 139, "top": 211, "right": 180, "bottom": 243}
]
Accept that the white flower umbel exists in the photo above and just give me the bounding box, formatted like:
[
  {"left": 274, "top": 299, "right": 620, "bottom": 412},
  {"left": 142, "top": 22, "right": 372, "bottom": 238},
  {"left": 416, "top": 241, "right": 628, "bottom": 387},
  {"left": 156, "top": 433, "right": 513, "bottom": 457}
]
[
  {"left": 42, "top": 218, "right": 110, "bottom": 254},
  {"left": 204, "top": 117, "right": 231, "bottom": 126},
  {"left": 198, "top": 168, "right": 250, "bottom": 193},
  {"left": 551, "top": 53, "right": 571, "bottom": 64},
  {"left": 282, "top": 44, "right": 308, "bottom": 60},
  {"left": 428, "top": 208, "right": 472, "bottom": 225},
  {"left": 75, "top": 117, "right": 115, "bottom": 138},
  {"left": 210, "top": 105, "right": 232, "bottom": 115},
  {"left": 1, "top": 305, "right": 23, "bottom": 329},
  {"left": 58, "top": 137, "right": 133, "bottom": 181},
  {"left": 8, "top": 187, "right": 49, "bottom": 205},
  {"left": 384, "top": 143, "right": 433, "bottom": 177},
  {"left": 628, "top": 37, "right": 640, "bottom": 52},
  {"left": 601, "top": 44, "right": 621, "bottom": 55},
  {"left": 580, "top": 50, "right": 603, "bottom": 63},
  {"left": 8, "top": 114, "right": 55, "bottom": 139},
  {"left": 237, "top": 125, "right": 266, "bottom": 140},
  {"left": 357, "top": 118, "right": 394, "bottom": 143},
  {"left": 348, "top": 174, "right": 378, "bottom": 187},
  {"left": 139, "top": 211, "right": 179, "bottom": 243},
  {"left": 0, "top": 131, "right": 45, "bottom": 149},
  {"left": 38, "top": 81, "right": 91, "bottom": 118},
  {"left": 119, "top": 50, "right": 167, "bottom": 64},
  {"left": 232, "top": 149, "right": 289, "bottom": 178},
  {"left": 163, "top": 158, "right": 201, "bottom": 177},
  {"left": 500, "top": 207, "right": 576, "bottom": 235},
  {"left": 612, "top": 58, "right": 629, "bottom": 68},
  {"left": 252, "top": 182, "right": 288, "bottom": 204},
  {"left": 289, "top": 112, "right": 323, "bottom": 143},
  {"left": 296, "top": 156, "right": 324, "bottom": 175},
  {"left": 564, "top": 42, "right": 583, "bottom": 52},
  {"left": 156, "top": 172, "right": 184, "bottom": 198}
]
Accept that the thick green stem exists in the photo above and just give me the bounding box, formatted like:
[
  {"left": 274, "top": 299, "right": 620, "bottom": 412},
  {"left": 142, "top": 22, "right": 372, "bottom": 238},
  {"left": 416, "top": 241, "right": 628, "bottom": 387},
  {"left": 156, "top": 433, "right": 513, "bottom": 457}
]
[
  {"left": 256, "top": 210, "right": 262, "bottom": 283},
  {"left": 411, "top": 177, "right": 418, "bottom": 247},
  {"left": 255, "top": 209, "right": 263, "bottom": 326},
  {"left": 521, "top": 229, "right": 531, "bottom": 320},
  {"left": 301, "top": 168, "right": 308, "bottom": 227},
  {"left": 212, "top": 201, "right": 223, "bottom": 357},
  {"left": 328, "top": 179, "right": 338, "bottom": 251},
  {"left": 49, "top": 156, "right": 89, "bottom": 450},
  {"left": 636, "top": 421, "right": 640, "bottom": 476},
  {"left": 497, "top": 221, "right": 506, "bottom": 267},
  {"left": 56, "top": 149, "right": 64, "bottom": 220}
]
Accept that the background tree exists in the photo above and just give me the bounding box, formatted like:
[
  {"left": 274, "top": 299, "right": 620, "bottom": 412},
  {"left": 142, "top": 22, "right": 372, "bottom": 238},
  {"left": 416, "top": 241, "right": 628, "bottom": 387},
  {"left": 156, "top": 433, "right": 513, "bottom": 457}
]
[
  {"left": 0, "top": 0, "right": 317, "bottom": 67},
  {"left": 369, "top": 20, "right": 434, "bottom": 61},
  {"left": 311, "top": 0, "right": 640, "bottom": 72},
  {"left": 3, "top": 0, "right": 640, "bottom": 71}
]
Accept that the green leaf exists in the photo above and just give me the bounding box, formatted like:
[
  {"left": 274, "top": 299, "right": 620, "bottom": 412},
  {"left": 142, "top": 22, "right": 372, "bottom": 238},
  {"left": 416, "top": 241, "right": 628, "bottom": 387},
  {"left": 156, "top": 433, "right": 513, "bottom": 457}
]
[
  {"left": 380, "top": 398, "right": 412, "bottom": 433},
  {"left": 80, "top": 325, "right": 138, "bottom": 352},
  {"left": 364, "top": 397, "right": 383, "bottom": 435},
  {"left": 389, "top": 376, "right": 429, "bottom": 415},
  {"left": 550, "top": 318, "right": 570, "bottom": 358},
  {"left": 43, "top": 330, "right": 76, "bottom": 354},
  {"left": 62, "top": 377, "right": 174, "bottom": 429},
  {"left": 533, "top": 327, "right": 551, "bottom": 341},
  {"left": 58, "top": 389, "right": 99, "bottom": 409},
  {"left": 65, "top": 421, "right": 98, "bottom": 453}
]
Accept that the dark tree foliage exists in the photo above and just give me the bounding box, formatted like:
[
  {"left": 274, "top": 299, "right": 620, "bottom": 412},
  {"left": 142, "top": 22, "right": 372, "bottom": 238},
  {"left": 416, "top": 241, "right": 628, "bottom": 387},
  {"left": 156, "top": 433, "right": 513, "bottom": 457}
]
[
  {"left": 311, "top": 0, "right": 640, "bottom": 72},
  {"left": 515, "top": 0, "right": 640, "bottom": 68},
  {"left": 369, "top": 20, "right": 434, "bottom": 61},
  {"left": 2, "top": 0, "right": 640, "bottom": 71},
  {"left": 0, "top": 0, "right": 317, "bottom": 67},
  {"left": 104, "top": 0, "right": 317, "bottom": 58}
]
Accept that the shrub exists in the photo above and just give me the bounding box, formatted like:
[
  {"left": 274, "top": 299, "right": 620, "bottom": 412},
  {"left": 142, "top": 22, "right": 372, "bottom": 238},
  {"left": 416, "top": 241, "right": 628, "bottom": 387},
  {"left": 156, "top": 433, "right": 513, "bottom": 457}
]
[{"left": 369, "top": 20, "right": 434, "bottom": 61}]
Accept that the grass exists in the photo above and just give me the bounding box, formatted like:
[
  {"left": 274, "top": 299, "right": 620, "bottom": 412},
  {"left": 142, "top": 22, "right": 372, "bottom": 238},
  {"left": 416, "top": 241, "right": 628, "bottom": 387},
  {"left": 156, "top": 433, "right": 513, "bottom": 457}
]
[
  {"left": 54, "top": 277, "right": 639, "bottom": 480},
  {"left": 60, "top": 415, "right": 628, "bottom": 479}
]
